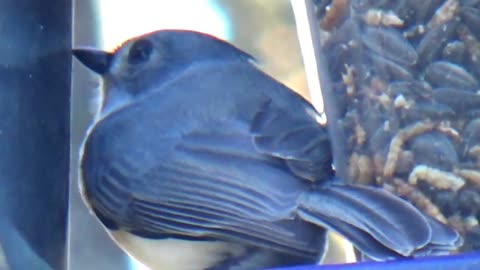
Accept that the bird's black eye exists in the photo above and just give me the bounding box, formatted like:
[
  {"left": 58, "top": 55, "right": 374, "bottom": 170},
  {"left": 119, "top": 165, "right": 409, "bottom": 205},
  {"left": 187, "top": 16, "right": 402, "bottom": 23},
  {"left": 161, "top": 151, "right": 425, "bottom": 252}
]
[{"left": 128, "top": 39, "right": 153, "bottom": 65}]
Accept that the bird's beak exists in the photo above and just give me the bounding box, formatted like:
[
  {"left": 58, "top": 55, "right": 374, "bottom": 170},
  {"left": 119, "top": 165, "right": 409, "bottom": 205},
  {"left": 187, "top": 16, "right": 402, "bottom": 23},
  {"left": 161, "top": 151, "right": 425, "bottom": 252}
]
[{"left": 73, "top": 48, "right": 113, "bottom": 75}]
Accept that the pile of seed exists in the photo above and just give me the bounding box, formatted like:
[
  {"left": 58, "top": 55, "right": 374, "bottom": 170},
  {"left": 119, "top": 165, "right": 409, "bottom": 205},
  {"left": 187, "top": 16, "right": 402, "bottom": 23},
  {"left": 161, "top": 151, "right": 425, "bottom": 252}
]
[{"left": 314, "top": 0, "right": 480, "bottom": 251}]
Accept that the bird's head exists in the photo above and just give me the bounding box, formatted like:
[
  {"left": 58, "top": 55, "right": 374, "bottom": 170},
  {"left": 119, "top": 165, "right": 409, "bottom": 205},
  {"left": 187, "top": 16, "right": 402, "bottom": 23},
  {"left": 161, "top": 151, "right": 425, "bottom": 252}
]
[{"left": 73, "top": 30, "right": 254, "bottom": 116}]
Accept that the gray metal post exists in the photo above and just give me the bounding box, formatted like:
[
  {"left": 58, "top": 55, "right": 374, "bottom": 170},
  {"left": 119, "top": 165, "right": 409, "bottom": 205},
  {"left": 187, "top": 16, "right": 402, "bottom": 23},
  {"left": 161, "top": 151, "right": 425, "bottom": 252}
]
[{"left": 0, "top": 1, "right": 72, "bottom": 269}]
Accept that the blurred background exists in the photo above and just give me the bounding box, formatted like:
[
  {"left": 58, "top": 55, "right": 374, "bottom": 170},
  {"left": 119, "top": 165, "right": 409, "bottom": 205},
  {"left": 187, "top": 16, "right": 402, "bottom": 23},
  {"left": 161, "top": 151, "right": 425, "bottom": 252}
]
[{"left": 71, "top": 1, "right": 315, "bottom": 269}]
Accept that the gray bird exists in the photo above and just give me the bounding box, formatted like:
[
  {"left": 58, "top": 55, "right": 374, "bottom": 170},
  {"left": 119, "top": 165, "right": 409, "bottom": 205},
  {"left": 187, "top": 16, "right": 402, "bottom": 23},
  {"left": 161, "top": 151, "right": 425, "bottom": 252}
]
[{"left": 74, "top": 30, "right": 461, "bottom": 270}]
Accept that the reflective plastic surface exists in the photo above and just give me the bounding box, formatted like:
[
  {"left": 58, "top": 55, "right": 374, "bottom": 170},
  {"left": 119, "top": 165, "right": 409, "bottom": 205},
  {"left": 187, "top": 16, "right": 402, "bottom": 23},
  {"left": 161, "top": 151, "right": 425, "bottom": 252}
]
[{"left": 301, "top": 0, "right": 480, "bottom": 254}]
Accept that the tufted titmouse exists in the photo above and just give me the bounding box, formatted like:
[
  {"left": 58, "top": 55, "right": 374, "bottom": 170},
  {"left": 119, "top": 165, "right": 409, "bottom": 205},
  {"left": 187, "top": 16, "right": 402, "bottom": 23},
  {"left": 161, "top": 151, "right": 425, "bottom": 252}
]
[{"left": 73, "top": 30, "right": 461, "bottom": 270}]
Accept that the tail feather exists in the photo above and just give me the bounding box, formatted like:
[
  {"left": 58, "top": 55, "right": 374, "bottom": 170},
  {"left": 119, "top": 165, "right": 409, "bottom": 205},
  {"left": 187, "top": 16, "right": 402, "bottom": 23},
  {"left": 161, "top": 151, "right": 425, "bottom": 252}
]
[
  {"left": 412, "top": 216, "right": 463, "bottom": 257},
  {"left": 298, "top": 209, "right": 400, "bottom": 260},
  {"left": 424, "top": 216, "right": 462, "bottom": 247},
  {"left": 297, "top": 184, "right": 461, "bottom": 260}
]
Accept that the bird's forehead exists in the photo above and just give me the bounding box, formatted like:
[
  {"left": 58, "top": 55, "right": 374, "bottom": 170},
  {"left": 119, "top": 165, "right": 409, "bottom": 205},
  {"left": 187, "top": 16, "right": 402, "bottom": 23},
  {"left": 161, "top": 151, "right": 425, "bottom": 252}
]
[
  {"left": 108, "top": 31, "right": 166, "bottom": 75},
  {"left": 112, "top": 30, "right": 164, "bottom": 55},
  {"left": 109, "top": 40, "right": 134, "bottom": 73}
]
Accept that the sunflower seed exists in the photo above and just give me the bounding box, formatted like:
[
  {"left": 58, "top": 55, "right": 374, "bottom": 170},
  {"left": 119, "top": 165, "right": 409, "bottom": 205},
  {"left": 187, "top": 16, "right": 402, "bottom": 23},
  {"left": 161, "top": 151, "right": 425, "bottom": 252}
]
[
  {"left": 362, "top": 26, "right": 418, "bottom": 65},
  {"left": 369, "top": 52, "right": 414, "bottom": 81},
  {"left": 416, "top": 21, "right": 459, "bottom": 66},
  {"left": 433, "top": 88, "right": 480, "bottom": 112},
  {"left": 460, "top": 6, "right": 480, "bottom": 39},
  {"left": 388, "top": 80, "right": 433, "bottom": 100},
  {"left": 410, "top": 132, "right": 459, "bottom": 171},
  {"left": 424, "top": 61, "right": 479, "bottom": 90},
  {"left": 442, "top": 41, "right": 466, "bottom": 64},
  {"left": 461, "top": 119, "right": 480, "bottom": 157}
]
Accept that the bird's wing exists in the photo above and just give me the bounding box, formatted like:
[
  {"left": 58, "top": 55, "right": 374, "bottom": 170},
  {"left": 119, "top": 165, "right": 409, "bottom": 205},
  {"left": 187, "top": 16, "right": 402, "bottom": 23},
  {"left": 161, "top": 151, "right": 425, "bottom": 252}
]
[
  {"left": 128, "top": 135, "right": 322, "bottom": 257},
  {"left": 107, "top": 130, "right": 323, "bottom": 257},
  {"left": 83, "top": 111, "right": 327, "bottom": 258},
  {"left": 250, "top": 98, "right": 333, "bottom": 182}
]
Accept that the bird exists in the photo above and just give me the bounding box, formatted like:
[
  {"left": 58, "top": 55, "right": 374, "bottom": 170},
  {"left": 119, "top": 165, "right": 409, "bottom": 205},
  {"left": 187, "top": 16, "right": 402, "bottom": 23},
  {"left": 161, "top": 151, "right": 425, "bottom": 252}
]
[{"left": 73, "top": 29, "right": 462, "bottom": 270}]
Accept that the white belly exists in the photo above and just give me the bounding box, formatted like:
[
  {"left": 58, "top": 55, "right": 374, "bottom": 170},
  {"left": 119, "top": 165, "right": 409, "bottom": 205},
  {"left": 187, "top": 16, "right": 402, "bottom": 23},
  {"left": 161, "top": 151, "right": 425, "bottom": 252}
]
[{"left": 110, "top": 230, "right": 247, "bottom": 270}]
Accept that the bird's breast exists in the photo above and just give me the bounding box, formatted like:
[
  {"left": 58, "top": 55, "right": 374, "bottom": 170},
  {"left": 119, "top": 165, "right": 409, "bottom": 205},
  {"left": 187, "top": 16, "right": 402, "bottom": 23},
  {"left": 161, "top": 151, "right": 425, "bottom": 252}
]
[{"left": 109, "top": 230, "right": 247, "bottom": 270}]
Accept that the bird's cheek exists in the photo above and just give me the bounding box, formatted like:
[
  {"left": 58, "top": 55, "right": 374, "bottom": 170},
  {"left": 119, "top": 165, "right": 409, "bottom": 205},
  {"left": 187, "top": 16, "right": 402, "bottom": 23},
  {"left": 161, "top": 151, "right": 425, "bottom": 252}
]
[{"left": 99, "top": 88, "right": 134, "bottom": 118}]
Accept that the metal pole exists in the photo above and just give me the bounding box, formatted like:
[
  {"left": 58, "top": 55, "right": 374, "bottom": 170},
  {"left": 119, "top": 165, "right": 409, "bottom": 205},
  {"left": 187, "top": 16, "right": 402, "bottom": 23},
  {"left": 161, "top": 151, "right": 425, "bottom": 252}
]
[{"left": 0, "top": 1, "right": 72, "bottom": 269}]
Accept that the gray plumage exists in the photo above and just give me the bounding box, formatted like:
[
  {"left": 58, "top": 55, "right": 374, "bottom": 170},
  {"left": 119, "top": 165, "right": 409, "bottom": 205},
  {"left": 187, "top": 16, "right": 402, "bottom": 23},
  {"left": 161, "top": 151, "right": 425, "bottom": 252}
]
[{"left": 74, "top": 30, "right": 461, "bottom": 270}]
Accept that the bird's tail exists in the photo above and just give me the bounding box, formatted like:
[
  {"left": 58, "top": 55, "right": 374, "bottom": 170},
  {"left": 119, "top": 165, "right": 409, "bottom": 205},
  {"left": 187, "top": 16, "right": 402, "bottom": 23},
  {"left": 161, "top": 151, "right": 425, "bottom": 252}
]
[{"left": 297, "top": 184, "right": 462, "bottom": 261}]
